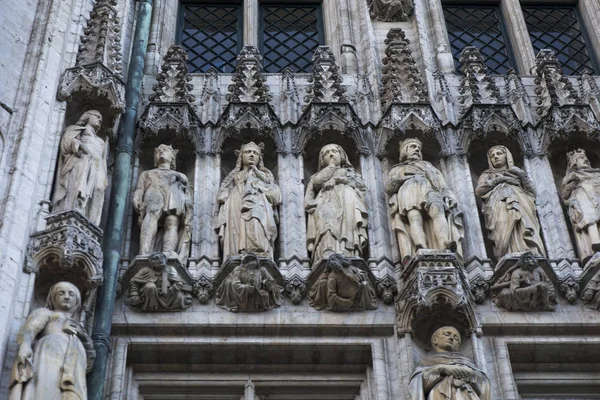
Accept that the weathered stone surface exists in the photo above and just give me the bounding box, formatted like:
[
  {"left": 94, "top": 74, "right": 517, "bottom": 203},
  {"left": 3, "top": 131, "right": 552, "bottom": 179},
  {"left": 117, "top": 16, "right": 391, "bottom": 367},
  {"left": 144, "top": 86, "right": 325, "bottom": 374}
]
[{"left": 368, "top": 0, "right": 414, "bottom": 22}]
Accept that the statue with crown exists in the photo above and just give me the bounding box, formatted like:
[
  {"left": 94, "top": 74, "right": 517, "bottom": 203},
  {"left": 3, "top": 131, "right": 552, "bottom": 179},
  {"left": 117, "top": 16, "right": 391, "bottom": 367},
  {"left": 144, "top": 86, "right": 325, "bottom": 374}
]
[{"left": 386, "top": 138, "right": 464, "bottom": 263}]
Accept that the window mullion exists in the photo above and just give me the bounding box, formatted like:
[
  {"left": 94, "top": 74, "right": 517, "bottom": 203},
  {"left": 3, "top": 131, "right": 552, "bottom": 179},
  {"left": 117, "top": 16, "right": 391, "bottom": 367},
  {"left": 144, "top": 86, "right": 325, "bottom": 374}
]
[{"left": 244, "top": 0, "right": 260, "bottom": 46}]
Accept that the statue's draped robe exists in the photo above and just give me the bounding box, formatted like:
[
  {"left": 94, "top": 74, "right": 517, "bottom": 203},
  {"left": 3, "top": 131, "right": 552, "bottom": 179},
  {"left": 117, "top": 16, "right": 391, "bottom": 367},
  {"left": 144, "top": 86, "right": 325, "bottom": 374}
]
[
  {"left": 410, "top": 352, "right": 491, "bottom": 400},
  {"left": 134, "top": 168, "right": 192, "bottom": 263},
  {"left": 9, "top": 308, "right": 87, "bottom": 400},
  {"left": 305, "top": 166, "right": 368, "bottom": 264},
  {"left": 561, "top": 167, "right": 600, "bottom": 260},
  {"left": 128, "top": 265, "right": 191, "bottom": 311},
  {"left": 387, "top": 160, "right": 463, "bottom": 259},
  {"left": 52, "top": 125, "right": 107, "bottom": 225},
  {"left": 494, "top": 266, "right": 553, "bottom": 311},
  {"left": 215, "top": 168, "right": 282, "bottom": 261},
  {"left": 476, "top": 168, "right": 545, "bottom": 259},
  {"left": 309, "top": 266, "right": 377, "bottom": 311},
  {"left": 215, "top": 265, "right": 282, "bottom": 312}
]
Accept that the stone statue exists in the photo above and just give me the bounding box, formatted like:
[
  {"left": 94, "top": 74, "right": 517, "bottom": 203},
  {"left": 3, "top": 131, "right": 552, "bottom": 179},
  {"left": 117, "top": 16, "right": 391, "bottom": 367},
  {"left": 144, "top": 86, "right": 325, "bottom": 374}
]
[
  {"left": 215, "top": 253, "right": 283, "bottom": 312},
  {"left": 126, "top": 253, "right": 192, "bottom": 312},
  {"left": 369, "top": 0, "right": 414, "bottom": 22},
  {"left": 475, "top": 145, "right": 545, "bottom": 259},
  {"left": 308, "top": 253, "right": 377, "bottom": 311},
  {"left": 561, "top": 148, "right": 600, "bottom": 262},
  {"left": 52, "top": 110, "right": 107, "bottom": 225},
  {"left": 9, "top": 282, "right": 94, "bottom": 400},
  {"left": 305, "top": 144, "right": 368, "bottom": 265},
  {"left": 215, "top": 142, "right": 282, "bottom": 261},
  {"left": 386, "top": 138, "right": 464, "bottom": 261},
  {"left": 492, "top": 252, "right": 556, "bottom": 311},
  {"left": 133, "top": 144, "right": 192, "bottom": 264},
  {"left": 410, "top": 326, "right": 491, "bottom": 400}
]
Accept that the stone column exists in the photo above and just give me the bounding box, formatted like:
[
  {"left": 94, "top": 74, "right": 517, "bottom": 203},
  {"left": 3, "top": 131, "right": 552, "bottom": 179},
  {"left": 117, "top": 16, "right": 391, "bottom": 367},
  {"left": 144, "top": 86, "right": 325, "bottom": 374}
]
[
  {"left": 244, "top": 0, "right": 259, "bottom": 46},
  {"left": 579, "top": 0, "right": 600, "bottom": 61},
  {"left": 144, "top": 0, "right": 179, "bottom": 74},
  {"left": 277, "top": 153, "right": 307, "bottom": 260},
  {"left": 492, "top": 338, "right": 519, "bottom": 400},
  {"left": 500, "top": 0, "right": 536, "bottom": 74},
  {"left": 419, "top": 0, "right": 454, "bottom": 73}
]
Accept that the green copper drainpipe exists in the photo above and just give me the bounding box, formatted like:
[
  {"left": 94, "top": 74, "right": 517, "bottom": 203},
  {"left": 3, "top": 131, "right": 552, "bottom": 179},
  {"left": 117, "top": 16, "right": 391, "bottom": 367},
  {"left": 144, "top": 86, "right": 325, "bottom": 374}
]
[{"left": 87, "top": 0, "right": 153, "bottom": 398}]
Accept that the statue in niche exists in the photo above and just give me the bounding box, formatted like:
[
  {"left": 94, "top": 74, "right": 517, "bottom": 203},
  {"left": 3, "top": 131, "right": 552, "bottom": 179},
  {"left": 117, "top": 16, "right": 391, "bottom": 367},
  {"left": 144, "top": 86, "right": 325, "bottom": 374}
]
[
  {"left": 475, "top": 145, "right": 545, "bottom": 259},
  {"left": 52, "top": 110, "right": 107, "bottom": 225},
  {"left": 133, "top": 144, "right": 192, "bottom": 264},
  {"left": 492, "top": 252, "right": 556, "bottom": 311},
  {"left": 126, "top": 253, "right": 192, "bottom": 312},
  {"left": 308, "top": 253, "right": 377, "bottom": 311},
  {"left": 386, "top": 138, "right": 464, "bottom": 261},
  {"left": 410, "top": 326, "right": 491, "bottom": 400},
  {"left": 561, "top": 148, "right": 600, "bottom": 261},
  {"left": 9, "top": 282, "right": 94, "bottom": 400},
  {"left": 215, "top": 142, "right": 282, "bottom": 261},
  {"left": 305, "top": 144, "right": 368, "bottom": 265},
  {"left": 368, "top": 0, "right": 414, "bottom": 22},
  {"left": 215, "top": 253, "right": 283, "bottom": 312}
]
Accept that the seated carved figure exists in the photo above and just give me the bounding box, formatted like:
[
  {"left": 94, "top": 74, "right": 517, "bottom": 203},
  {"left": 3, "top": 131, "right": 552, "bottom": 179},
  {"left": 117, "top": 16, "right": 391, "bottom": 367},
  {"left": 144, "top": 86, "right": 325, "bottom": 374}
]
[
  {"left": 9, "top": 282, "right": 95, "bottom": 400},
  {"left": 386, "top": 138, "right": 463, "bottom": 261},
  {"left": 308, "top": 253, "right": 377, "bottom": 311},
  {"left": 126, "top": 253, "right": 192, "bottom": 312},
  {"left": 410, "top": 326, "right": 491, "bottom": 400},
  {"left": 561, "top": 148, "right": 600, "bottom": 262},
  {"left": 492, "top": 252, "right": 556, "bottom": 312},
  {"left": 215, "top": 253, "right": 283, "bottom": 312},
  {"left": 369, "top": 0, "right": 414, "bottom": 22}
]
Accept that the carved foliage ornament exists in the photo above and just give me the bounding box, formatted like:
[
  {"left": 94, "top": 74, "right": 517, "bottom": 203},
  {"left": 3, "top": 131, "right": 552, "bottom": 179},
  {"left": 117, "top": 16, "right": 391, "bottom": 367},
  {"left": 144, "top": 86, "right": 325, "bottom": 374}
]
[
  {"left": 305, "top": 46, "right": 346, "bottom": 104},
  {"left": 227, "top": 46, "right": 272, "bottom": 103},
  {"left": 149, "top": 45, "right": 195, "bottom": 104}
]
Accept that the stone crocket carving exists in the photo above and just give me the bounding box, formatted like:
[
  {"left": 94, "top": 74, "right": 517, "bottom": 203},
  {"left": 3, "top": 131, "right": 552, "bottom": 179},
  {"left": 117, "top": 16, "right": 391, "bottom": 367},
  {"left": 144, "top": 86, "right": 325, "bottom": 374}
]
[
  {"left": 386, "top": 138, "right": 464, "bottom": 262},
  {"left": 52, "top": 110, "right": 108, "bottom": 225},
  {"left": 410, "top": 326, "right": 491, "bottom": 400},
  {"left": 9, "top": 282, "right": 95, "bottom": 400},
  {"left": 133, "top": 144, "right": 192, "bottom": 264},
  {"left": 305, "top": 144, "right": 369, "bottom": 266}
]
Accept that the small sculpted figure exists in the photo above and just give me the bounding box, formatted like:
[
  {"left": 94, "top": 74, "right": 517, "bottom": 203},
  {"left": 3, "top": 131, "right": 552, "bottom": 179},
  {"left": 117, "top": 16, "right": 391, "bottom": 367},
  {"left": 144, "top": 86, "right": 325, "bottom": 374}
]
[
  {"left": 126, "top": 253, "right": 192, "bottom": 312},
  {"left": 582, "top": 272, "right": 600, "bottom": 310},
  {"left": 386, "top": 138, "right": 464, "bottom": 261},
  {"left": 9, "top": 282, "right": 94, "bottom": 400},
  {"left": 308, "top": 253, "right": 377, "bottom": 311},
  {"left": 492, "top": 252, "right": 556, "bottom": 311},
  {"left": 561, "top": 149, "right": 600, "bottom": 261},
  {"left": 215, "top": 253, "right": 283, "bottom": 312},
  {"left": 410, "top": 326, "right": 491, "bottom": 400},
  {"left": 215, "top": 142, "right": 282, "bottom": 261},
  {"left": 133, "top": 144, "right": 192, "bottom": 264},
  {"left": 369, "top": 0, "right": 413, "bottom": 22},
  {"left": 305, "top": 144, "right": 368, "bottom": 265},
  {"left": 476, "top": 145, "right": 545, "bottom": 259},
  {"left": 52, "top": 110, "right": 107, "bottom": 225}
]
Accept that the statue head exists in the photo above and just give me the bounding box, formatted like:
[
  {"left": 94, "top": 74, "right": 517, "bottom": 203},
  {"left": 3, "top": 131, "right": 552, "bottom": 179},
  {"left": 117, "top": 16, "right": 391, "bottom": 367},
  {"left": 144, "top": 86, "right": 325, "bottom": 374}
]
[
  {"left": 154, "top": 144, "right": 178, "bottom": 169},
  {"left": 46, "top": 281, "right": 82, "bottom": 314},
  {"left": 518, "top": 251, "right": 538, "bottom": 270},
  {"left": 149, "top": 252, "right": 167, "bottom": 271},
  {"left": 234, "top": 142, "right": 266, "bottom": 171},
  {"left": 487, "top": 145, "right": 514, "bottom": 170},
  {"left": 77, "top": 110, "right": 103, "bottom": 131},
  {"left": 431, "top": 326, "right": 461, "bottom": 353},
  {"left": 566, "top": 148, "right": 591, "bottom": 170},
  {"left": 318, "top": 144, "right": 352, "bottom": 170},
  {"left": 326, "top": 253, "right": 350, "bottom": 272},
  {"left": 399, "top": 138, "right": 423, "bottom": 162},
  {"left": 241, "top": 252, "right": 260, "bottom": 270}
]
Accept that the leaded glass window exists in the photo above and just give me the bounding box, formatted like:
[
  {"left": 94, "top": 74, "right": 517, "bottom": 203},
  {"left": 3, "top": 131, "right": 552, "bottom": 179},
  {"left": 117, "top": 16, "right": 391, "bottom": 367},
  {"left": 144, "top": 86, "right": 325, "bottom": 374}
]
[
  {"left": 260, "top": 5, "right": 323, "bottom": 73},
  {"left": 522, "top": 6, "right": 596, "bottom": 75},
  {"left": 443, "top": 6, "right": 513, "bottom": 75},
  {"left": 178, "top": 3, "right": 242, "bottom": 73}
]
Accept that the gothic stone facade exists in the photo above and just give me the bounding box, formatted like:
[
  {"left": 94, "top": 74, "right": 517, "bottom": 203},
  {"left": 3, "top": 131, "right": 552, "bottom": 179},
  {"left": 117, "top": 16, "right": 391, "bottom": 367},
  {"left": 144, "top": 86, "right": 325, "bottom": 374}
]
[{"left": 1, "top": 0, "right": 600, "bottom": 399}]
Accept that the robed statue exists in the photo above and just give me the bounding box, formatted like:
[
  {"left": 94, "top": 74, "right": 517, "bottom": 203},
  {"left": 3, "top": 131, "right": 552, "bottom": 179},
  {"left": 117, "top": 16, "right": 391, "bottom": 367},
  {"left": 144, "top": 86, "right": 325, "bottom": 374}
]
[
  {"left": 305, "top": 144, "right": 369, "bottom": 265},
  {"left": 133, "top": 144, "right": 192, "bottom": 264},
  {"left": 52, "top": 110, "right": 107, "bottom": 225},
  {"left": 9, "top": 282, "right": 94, "bottom": 400},
  {"left": 215, "top": 142, "right": 282, "bottom": 261},
  {"left": 475, "top": 145, "right": 545, "bottom": 258},
  {"left": 561, "top": 148, "right": 600, "bottom": 262},
  {"left": 410, "top": 326, "right": 491, "bottom": 400},
  {"left": 386, "top": 138, "right": 464, "bottom": 261}
]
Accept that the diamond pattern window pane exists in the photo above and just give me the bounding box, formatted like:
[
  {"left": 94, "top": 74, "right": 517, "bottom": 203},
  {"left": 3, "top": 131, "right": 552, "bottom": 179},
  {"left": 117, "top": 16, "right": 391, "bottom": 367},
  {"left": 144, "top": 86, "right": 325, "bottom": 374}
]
[
  {"left": 180, "top": 4, "right": 240, "bottom": 73},
  {"left": 261, "top": 5, "right": 322, "bottom": 73},
  {"left": 444, "top": 6, "right": 513, "bottom": 75},
  {"left": 522, "top": 7, "right": 595, "bottom": 75}
]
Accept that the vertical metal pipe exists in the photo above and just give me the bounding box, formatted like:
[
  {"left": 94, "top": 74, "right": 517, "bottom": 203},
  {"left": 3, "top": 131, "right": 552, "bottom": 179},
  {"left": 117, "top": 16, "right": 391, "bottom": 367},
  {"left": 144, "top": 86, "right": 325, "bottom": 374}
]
[{"left": 87, "top": 0, "right": 153, "bottom": 398}]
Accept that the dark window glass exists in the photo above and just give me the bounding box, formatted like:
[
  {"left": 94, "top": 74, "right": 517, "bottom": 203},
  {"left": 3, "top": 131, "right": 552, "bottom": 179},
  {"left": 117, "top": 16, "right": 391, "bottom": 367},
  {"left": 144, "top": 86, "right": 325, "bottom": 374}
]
[
  {"left": 522, "top": 6, "right": 596, "bottom": 75},
  {"left": 443, "top": 6, "right": 513, "bottom": 74},
  {"left": 179, "top": 4, "right": 242, "bottom": 73},
  {"left": 260, "top": 5, "right": 323, "bottom": 73}
]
